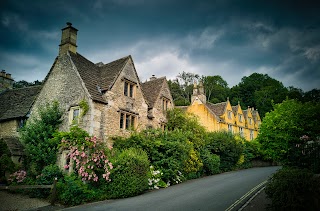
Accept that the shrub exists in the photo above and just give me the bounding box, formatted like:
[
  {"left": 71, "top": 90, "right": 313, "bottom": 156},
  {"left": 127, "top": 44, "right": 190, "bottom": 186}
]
[
  {"left": 113, "top": 129, "right": 190, "bottom": 184},
  {"left": 105, "top": 148, "right": 150, "bottom": 198},
  {"left": 20, "top": 101, "right": 62, "bottom": 175},
  {"left": 200, "top": 148, "right": 220, "bottom": 175},
  {"left": 57, "top": 174, "right": 99, "bottom": 206},
  {"left": 30, "top": 164, "right": 63, "bottom": 198},
  {"left": 205, "top": 131, "right": 244, "bottom": 172},
  {"left": 58, "top": 129, "right": 113, "bottom": 184},
  {"left": 0, "top": 139, "right": 15, "bottom": 183},
  {"left": 148, "top": 166, "right": 168, "bottom": 189},
  {"left": 265, "top": 167, "right": 320, "bottom": 210}
]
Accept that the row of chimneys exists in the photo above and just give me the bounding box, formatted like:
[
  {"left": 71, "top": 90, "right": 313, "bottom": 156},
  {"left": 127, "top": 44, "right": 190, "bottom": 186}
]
[{"left": 0, "top": 70, "right": 12, "bottom": 79}]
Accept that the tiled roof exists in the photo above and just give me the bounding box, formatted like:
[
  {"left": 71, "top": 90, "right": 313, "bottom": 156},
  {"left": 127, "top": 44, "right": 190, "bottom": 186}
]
[
  {"left": 1, "top": 137, "right": 24, "bottom": 156},
  {"left": 0, "top": 86, "right": 42, "bottom": 121},
  {"left": 141, "top": 77, "right": 166, "bottom": 108},
  {"left": 232, "top": 105, "right": 239, "bottom": 115},
  {"left": 206, "top": 101, "right": 227, "bottom": 116},
  {"left": 69, "top": 52, "right": 130, "bottom": 104}
]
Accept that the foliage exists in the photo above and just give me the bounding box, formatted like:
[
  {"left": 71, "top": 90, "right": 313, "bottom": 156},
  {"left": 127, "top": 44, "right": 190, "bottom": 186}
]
[
  {"left": 257, "top": 99, "right": 320, "bottom": 163},
  {"left": 203, "top": 75, "right": 229, "bottom": 103},
  {"left": 200, "top": 148, "right": 220, "bottom": 175},
  {"left": 13, "top": 80, "right": 42, "bottom": 89},
  {"left": 0, "top": 139, "right": 15, "bottom": 183},
  {"left": 205, "top": 131, "right": 244, "bottom": 172},
  {"left": 58, "top": 128, "right": 113, "bottom": 183},
  {"left": 8, "top": 170, "right": 27, "bottom": 184},
  {"left": 31, "top": 164, "right": 63, "bottom": 198},
  {"left": 57, "top": 174, "right": 100, "bottom": 206},
  {"left": 265, "top": 167, "right": 320, "bottom": 210},
  {"left": 166, "top": 108, "right": 206, "bottom": 149},
  {"left": 104, "top": 148, "right": 150, "bottom": 198},
  {"left": 148, "top": 166, "right": 168, "bottom": 189},
  {"left": 20, "top": 101, "right": 63, "bottom": 175},
  {"left": 113, "top": 129, "right": 189, "bottom": 184},
  {"left": 240, "top": 140, "right": 263, "bottom": 168},
  {"left": 79, "top": 99, "right": 89, "bottom": 117}
]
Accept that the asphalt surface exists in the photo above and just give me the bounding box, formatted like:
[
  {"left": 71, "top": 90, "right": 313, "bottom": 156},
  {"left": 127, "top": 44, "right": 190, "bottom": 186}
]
[{"left": 63, "top": 166, "right": 280, "bottom": 211}]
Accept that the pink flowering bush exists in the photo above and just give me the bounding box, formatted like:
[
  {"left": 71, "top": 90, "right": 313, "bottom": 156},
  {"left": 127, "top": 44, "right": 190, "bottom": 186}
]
[
  {"left": 60, "top": 135, "right": 113, "bottom": 183},
  {"left": 8, "top": 170, "right": 27, "bottom": 184}
]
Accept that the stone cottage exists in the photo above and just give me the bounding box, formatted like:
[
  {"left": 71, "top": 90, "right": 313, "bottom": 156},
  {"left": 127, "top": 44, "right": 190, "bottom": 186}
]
[
  {"left": 0, "top": 85, "right": 42, "bottom": 163},
  {"left": 31, "top": 22, "right": 174, "bottom": 143},
  {"left": 183, "top": 82, "right": 260, "bottom": 140}
]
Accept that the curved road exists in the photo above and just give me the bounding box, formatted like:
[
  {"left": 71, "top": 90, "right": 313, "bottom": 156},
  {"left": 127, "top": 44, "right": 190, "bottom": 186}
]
[{"left": 64, "top": 166, "right": 280, "bottom": 211}]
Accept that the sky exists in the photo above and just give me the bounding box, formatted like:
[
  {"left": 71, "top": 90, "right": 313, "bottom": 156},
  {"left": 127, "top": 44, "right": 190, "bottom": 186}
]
[{"left": 1, "top": 0, "right": 319, "bottom": 91}]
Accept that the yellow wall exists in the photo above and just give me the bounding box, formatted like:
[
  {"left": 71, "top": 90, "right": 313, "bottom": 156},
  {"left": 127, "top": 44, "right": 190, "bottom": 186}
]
[{"left": 187, "top": 100, "right": 219, "bottom": 132}]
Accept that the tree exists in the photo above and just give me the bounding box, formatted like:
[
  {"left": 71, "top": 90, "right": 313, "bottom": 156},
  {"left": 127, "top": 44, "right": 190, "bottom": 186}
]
[
  {"left": 257, "top": 99, "right": 320, "bottom": 162},
  {"left": 230, "top": 73, "right": 288, "bottom": 118},
  {"left": 13, "top": 80, "right": 43, "bottom": 89},
  {"left": 203, "top": 75, "right": 229, "bottom": 103},
  {"left": 20, "top": 101, "right": 63, "bottom": 175}
]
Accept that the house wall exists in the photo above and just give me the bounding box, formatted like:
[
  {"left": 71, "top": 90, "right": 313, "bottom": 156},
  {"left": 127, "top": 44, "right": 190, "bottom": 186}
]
[
  {"left": 149, "top": 80, "right": 174, "bottom": 128},
  {"left": 0, "top": 119, "right": 18, "bottom": 138},
  {"left": 102, "top": 58, "right": 149, "bottom": 139},
  {"left": 31, "top": 53, "right": 92, "bottom": 134},
  {"left": 187, "top": 100, "right": 219, "bottom": 132}
]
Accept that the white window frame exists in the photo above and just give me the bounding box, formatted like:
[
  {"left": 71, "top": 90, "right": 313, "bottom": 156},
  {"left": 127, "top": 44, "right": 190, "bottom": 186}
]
[
  {"left": 228, "top": 124, "right": 233, "bottom": 133},
  {"left": 239, "top": 114, "right": 243, "bottom": 122},
  {"left": 239, "top": 127, "right": 244, "bottom": 137},
  {"left": 227, "top": 111, "right": 232, "bottom": 119},
  {"left": 250, "top": 130, "right": 254, "bottom": 140}
]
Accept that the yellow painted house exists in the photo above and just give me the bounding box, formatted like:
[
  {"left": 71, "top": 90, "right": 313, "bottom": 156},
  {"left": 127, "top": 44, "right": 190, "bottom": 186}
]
[{"left": 185, "top": 82, "right": 260, "bottom": 140}]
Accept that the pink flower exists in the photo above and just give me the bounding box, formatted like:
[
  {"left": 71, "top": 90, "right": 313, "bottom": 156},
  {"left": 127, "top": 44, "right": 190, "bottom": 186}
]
[
  {"left": 64, "top": 165, "right": 69, "bottom": 169},
  {"left": 109, "top": 163, "right": 113, "bottom": 170}
]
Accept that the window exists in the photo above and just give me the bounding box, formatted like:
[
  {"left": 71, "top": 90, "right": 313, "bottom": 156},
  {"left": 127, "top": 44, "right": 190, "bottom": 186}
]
[
  {"left": 228, "top": 111, "right": 232, "bottom": 119},
  {"left": 119, "top": 112, "right": 136, "bottom": 130},
  {"left": 69, "top": 106, "right": 80, "bottom": 125},
  {"left": 228, "top": 124, "right": 233, "bottom": 133},
  {"left": 250, "top": 130, "right": 254, "bottom": 140},
  {"left": 124, "top": 80, "right": 135, "bottom": 98},
  {"left": 239, "top": 114, "right": 243, "bottom": 122},
  {"left": 162, "top": 98, "right": 170, "bottom": 111},
  {"left": 239, "top": 127, "right": 244, "bottom": 137},
  {"left": 249, "top": 118, "right": 252, "bottom": 125}
]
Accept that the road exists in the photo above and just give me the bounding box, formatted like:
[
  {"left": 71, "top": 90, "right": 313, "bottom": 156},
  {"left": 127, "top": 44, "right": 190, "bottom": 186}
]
[{"left": 63, "top": 166, "right": 280, "bottom": 211}]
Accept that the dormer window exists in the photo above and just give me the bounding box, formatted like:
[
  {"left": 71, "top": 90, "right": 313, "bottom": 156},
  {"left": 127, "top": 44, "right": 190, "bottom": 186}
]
[
  {"left": 124, "top": 80, "right": 135, "bottom": 98},
  {"left": 162, "top": 97, "right": 170, "bottom": 111},
  {"left": 249, "top": 118, "right": 252, "bottom": 125},
  {"left": 239, "top": 114, "right": 243, "bottom": 122},
  {"left": 227, "top": 111, "right": 232, "bottom": 119}
]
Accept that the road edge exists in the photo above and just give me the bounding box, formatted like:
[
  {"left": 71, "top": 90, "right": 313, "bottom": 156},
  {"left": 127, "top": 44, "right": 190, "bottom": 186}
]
[{"left": 225, "top": 180, "right": 267, "bottom": 211}]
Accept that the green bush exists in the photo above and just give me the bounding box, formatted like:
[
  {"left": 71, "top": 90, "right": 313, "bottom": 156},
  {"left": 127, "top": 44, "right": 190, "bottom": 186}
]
[
  {"left": 105, "top": 148, "right": 150, "bottom": 198},
  {"left": 265, "top": 167, "right": 320, "bottom": 210},
  {"left": 20, "top": 101, "right": 62, "bottom": 175},
  {"left": 113, "top": 129, "right": 191, "bottom": 184},
  {"left": 205, "top": 131, "right": 244, "bottom": 172},
  {"left": 200, "top": 148, "right": 220, "bottom": 175},
  {"left": 30, "top": 164, "right": 63, "bottom": 198},
  {"left": 0, "top": 139, "right": 15, "bottom": 183},
  {"left": 57, "top": 174, "right": 100, "bottom": 206}
]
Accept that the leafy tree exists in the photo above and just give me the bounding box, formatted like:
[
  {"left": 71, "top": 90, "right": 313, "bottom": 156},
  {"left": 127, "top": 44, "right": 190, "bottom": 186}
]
[
  {"left": 203, "top": 75, "right": 229, "bottom": 103},
  {"left": 20, "top": 101, "right": 63, "bottom": 175},
  {"left": 303, "top": 88, "right": 320, "bottom": 103},
  {"left": 168, "top": 79, "right": 190, "bottom": 106},
  {"left": 230, "top": 73, "right": 288, "bottom": 117},
  {"left": 13, "top": 80, "right": 43, "bottom": 89},
  {"left": 257, "top": 99, "right": 320, "bottom": 162}
]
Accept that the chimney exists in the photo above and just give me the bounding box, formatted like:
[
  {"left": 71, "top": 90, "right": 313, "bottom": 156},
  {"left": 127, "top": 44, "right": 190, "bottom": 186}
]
[
  {"left": 0, "top": 70, "right": 5, "bottom": 77},
  {"left": 6, "top": 73, "right": 12, "bottom": 79},
  {"left": 150, "top": 75, "right": 157, "bottom": 81},
  {"left": 59, "top": 22, "right": 78, "bottom": 55}
]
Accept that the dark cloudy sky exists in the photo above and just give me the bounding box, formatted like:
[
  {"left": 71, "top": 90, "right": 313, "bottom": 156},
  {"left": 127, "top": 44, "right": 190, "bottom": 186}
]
[{"left": 1, "top": 0, "right": 319, "bottom": 91}]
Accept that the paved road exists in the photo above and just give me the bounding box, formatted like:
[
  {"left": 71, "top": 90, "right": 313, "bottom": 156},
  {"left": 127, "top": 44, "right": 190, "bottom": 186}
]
[{"left": 63, "top": 166, "right": 280, "bottom": 211}]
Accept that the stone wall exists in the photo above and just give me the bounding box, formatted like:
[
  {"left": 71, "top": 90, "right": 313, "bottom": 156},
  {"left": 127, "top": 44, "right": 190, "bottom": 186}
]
[
  {"left": 30, "top": 52, "right": 93, "bottom": 134},
  {"left": 0, "top": 120, "right": 18, "bottom": 138},
  {"left": 149, "top": 79, "right": 174, "bottom": 128},
  {"left": 101, "top": 58, "right": 149, "bottom": 140}
]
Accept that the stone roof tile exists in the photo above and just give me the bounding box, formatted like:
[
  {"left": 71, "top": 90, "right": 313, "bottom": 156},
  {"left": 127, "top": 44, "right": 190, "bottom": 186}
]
[
  {"left": 0, "top": 86, "right": 42, "bottom": 121},
  {"left": 141, "top": 77, "right": 166, "bottom": 108}
]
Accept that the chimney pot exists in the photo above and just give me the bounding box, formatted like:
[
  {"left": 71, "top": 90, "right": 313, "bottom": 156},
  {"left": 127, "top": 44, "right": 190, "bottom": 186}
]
[
  {"left": 150, "top": 75, "right": 157, "bottom": 81},
  {"left": 6, "top": 73, "right": 12, "bottom": 79},
  {"left": 66, "top": 22, "right": 72, "bottom": 26}
]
